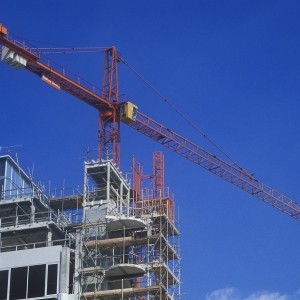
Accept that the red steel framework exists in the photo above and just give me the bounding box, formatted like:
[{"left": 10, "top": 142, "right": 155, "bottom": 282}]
[
  {"left": 132, "top": 151, "right": 165, "bottom": 201},
  {"left": 0, "top": 28, "right": 121, "bottom": 166},
  {"left": 153, "top": 151, "right": 164, "bottom": 198},
  {"left": 132, "top": 152, "right": 174, "bottom": 222},
  {"left": 132, "top": 155, "right": 142, "bottom": 202},
  {"left": 99, "top": 46, "right": 120, "bottom": 166},
  {"left": 1, "top": 24, "right": 300, "bottom": 221}
]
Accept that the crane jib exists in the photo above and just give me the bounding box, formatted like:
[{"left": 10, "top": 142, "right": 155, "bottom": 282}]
[
  {"left": 1, "top": 22, "right": 300, "bottom": 221},
  {"left": 127, "top": 111, "right": 300, "bottom": 220}
]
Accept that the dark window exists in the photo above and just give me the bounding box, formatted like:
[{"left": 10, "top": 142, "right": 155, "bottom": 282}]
[
  {"left": 0, "top": 270, "right": 8, "bottom": 300},
  {"left": 0, "top": 159, "right": 4, "bottom": 200},
  {"left": 10, "top": 267, "right": 27, "bottom": 300},
  {"left": 69, "top": 258, "right": 75, "bottom": 294},
  {"left": 0, "top": 178, "right": 4, "bottom": 200},
  {"left": 28, "top": 264, "right": 46, "bottom": 298},
  {"left": 47, "top": 264, "right": 58, "bottom": 295},
  {"left": 0, "top": 159, "right": 5, "bottom": 177}
]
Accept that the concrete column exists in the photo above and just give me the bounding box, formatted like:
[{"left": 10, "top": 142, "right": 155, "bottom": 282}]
[
  {"left": 59, "top": 247, "right": 70, "bottom": 294},
  {"left": 15, "top": 204, "right": 18, "bottom": 226},
  {"left": 46, "top": 230, "right": 52, "bottom": 247},
  {"left": 147, "top": 221, "right": 152, "bottom": 237},
  {"left": 0, "top": 218, "right": 2, "bottom": 252},
  {"left": 106, "top": 162, "right": 110, "bottom": 201},
  {"left": 126, "top": 188, "right": 130, "bottom": 217},
  {"left": 83, "top": 163, "right": 88, "bottom": 204},
  {"left": 74, "top": 230, "right": 81, "bottom": 300},
  {"left": 120, "top": 182, "right": 123, "bottom": 213},
  {"left": 30, "top": 205, "right": 35, "bottom": 223}
]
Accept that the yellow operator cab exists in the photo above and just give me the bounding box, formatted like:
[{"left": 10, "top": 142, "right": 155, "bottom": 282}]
[{"left": 120, "top": 102, "right": 138, "bottom": 124}]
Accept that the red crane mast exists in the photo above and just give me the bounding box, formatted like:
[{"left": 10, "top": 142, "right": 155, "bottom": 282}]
[{"left": 1, "top": 23, "right": 300, "bottom": 221}]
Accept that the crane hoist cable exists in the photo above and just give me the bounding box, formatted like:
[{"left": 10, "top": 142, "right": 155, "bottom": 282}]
[{"left": 119, "top": 56, "right": 251, "bottom": 176}]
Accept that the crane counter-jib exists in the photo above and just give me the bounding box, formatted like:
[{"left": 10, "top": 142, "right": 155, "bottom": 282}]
[{"left": 0, "top": 31, "right": 113, "bottom": 110}]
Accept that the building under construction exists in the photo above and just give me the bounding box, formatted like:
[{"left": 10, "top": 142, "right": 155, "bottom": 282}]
[
  {"left": 0, "top": 151, "right": 181, "bottom": 300},
  {"left": 3, "top": 20, "right": 300, "bottom": 300}
]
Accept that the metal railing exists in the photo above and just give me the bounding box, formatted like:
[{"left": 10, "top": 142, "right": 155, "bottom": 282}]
[
  {"left": 0, "top": 238, "right": 74, "bottom": 253},
  {"left": 0, "top": 210, "right": 71, "bottom": 228}
]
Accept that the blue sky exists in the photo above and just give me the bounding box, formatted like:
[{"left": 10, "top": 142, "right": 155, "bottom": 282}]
[{"left": 1, "top": 1, "right": 300, "bottom": 299}]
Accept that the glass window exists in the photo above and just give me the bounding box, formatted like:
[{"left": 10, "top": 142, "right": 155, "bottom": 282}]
[
  {"left": 1, "top": 159, "right": 33, "bottom": 199},
  {"left": 0, "top": 270, "right": 8, "bottom": 300},
  {"left": 0, "top": 159, "right": 5, "bottom": 176},
  {"left": 10, "top": 267, "right": 27, "bottom": 300},
  {"left": 28, "top": 264, "right": 46, "bottom": 298},
  {"left": 47, "top": 264, "right": 58, "bottom": 295}
]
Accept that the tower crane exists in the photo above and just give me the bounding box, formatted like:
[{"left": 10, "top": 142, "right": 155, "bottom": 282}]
[{"left": 1, "top": 23, "right": 300, "bottom": 221}]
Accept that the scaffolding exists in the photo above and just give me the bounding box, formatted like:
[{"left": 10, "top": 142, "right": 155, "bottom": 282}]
[
  {"left": 0, "top": 152, "right": 180, "bottom": 300},
  {"left": 76, "top": 152, "right": 181, "bottom": 300}
]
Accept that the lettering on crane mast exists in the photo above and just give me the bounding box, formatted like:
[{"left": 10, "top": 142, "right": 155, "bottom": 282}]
[{"left": 42, "top": 75, "right": 61, "bottom": 91}]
